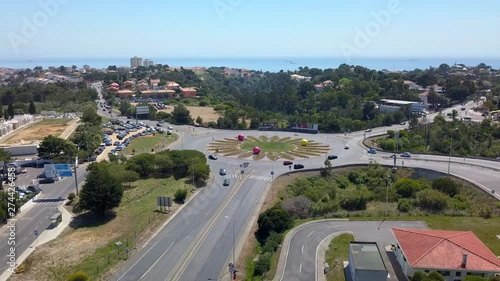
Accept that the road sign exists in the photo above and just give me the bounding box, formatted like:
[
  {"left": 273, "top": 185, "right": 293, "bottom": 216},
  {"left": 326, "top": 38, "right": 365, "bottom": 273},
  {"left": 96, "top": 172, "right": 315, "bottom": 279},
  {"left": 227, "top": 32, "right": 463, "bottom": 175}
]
[
  {"left": 34, "top": 230, "right": 38, "bottom": 236},
  {"left": 54, "top": 164, "right": 71, "bottom": 171},
  {"left": 59, "top": 171, "right": 73, "bottom": 177},
  {"left": 136, "top": 106, "right": 149, "bottom": 115}
]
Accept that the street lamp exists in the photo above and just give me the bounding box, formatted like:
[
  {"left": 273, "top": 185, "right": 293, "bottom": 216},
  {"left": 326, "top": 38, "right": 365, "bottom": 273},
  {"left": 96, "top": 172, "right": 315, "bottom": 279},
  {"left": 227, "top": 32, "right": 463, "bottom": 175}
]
[
  {"left": 447, "top": 128, "right": 458, "bottom": 177},
  {"left": 224, "top": 216, "right": 235, "bottom": 269}
]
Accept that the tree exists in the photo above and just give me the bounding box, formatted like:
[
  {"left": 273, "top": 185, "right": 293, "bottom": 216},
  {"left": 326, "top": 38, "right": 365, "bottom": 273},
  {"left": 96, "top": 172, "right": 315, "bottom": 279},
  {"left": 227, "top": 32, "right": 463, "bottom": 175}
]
[
  {"left": 66, "top": 272, "right": 89, "bottom": 281},
  {"left": 38, "top": 135, "right": 77, "bottom": 162},
  {"left": 7, "top": 103, "right": 14, "bottom": 118},
  {"left": 250, "top": 118, "right": 260, "bottom": 129},
  {"left": 28, "top": 101, "right": 36, "bottom": 114},
  {"left": 172, "top": 104, "right": 193, "bottom": 124},
  {"left": 3, "top": 108, "right": 8, "bottom": 120},
  {"left": 195, "top": 116, "right": 203, "bottom": 126},
  {"left": 0, "top": 147, "right": 12, "bottom": 163},
  {"left": 432, "top": 177, "right": 459, "bottom": 197},
  {"left": 174, "top": 188, "right": 188, "bottom": 204},
  {"left": 79, "top": 163, "right": 123, "bottom": 216},
  {"left": 255, "top": 206, "right": 293, "bottom": 244},
  {"left": 416, "top": 189, "right": 448, "bottom": 212},
  {"left": 187, "top": 161, "right": 210, "bottom": 185},
  {"left": 394, "top": 178, "right": 423, "bottom": 198},
  {"left": 119, "top": 100, "right": 132, "bottom": 116},
  {"left": 82, "top": 107, "right": 102, "bottom": 126}
]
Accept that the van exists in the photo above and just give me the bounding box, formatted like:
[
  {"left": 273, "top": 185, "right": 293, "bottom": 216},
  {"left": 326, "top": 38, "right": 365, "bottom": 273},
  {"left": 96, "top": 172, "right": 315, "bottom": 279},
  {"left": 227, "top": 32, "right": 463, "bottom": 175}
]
[{"left": 167, "top": 125, "right": 173, "bottom": 130}]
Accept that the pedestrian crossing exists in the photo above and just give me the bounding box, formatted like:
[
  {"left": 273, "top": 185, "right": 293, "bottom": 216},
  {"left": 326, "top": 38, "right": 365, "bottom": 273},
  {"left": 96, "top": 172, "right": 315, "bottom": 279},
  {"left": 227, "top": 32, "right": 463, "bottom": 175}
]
[
  {"left": 226, "top": 174, "right": 239, "bottom": 179},
  {"left": 34, "top": 200, "right": 63, "bottom": 206},
  {"left": 247, "top": 175, "right": 271, "bottom": 181}
]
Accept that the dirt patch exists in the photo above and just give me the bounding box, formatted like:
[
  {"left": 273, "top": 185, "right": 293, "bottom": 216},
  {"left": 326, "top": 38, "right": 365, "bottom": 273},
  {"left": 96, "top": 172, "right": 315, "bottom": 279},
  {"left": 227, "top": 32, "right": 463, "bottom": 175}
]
[
  {"left": 160, "top": 106, "right": 221, "bottom": 123},
  {"left": 1, "top": 118, "right": 78, "bottom": 145}
]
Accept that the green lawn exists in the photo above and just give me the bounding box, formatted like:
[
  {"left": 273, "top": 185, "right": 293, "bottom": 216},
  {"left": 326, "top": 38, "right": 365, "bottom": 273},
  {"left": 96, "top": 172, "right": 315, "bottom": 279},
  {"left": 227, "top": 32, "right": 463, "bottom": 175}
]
[
  {"left": 45, "top": 177, "right": 192, "bottom": 281},
  {"left": 240, "top": 141, "right": 294, "bottom": 153},
  {"left": 325, "top": 234, "right": 355, "bottom": 281},
  {"left": 121, "top": 133, "right": 178, "bottom": 156},
  {"left": 36, "top": 118, "right": 73, "bottom": 126}
]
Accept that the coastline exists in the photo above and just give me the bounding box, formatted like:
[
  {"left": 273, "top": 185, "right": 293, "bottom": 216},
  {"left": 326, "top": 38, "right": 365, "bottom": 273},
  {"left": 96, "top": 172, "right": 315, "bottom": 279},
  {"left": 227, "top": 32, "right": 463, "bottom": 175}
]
[{"left": 1, "top": 57, "right": 500, "bottom": 72}]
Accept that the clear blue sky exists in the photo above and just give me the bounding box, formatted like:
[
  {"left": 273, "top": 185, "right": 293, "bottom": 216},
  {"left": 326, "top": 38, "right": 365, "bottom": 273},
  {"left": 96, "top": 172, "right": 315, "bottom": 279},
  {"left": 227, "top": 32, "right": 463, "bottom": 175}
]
[{"left": 1, "top": 0, "right": 499, "bottom": 59}]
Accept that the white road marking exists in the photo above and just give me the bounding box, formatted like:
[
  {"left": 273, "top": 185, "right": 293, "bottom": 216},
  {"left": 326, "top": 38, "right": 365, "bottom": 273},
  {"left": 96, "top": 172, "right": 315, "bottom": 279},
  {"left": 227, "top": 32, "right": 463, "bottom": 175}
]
[
  {"left": 139, "top": 241, "right": 175, "bottom": 280},
  {"left": 116, "top": 240, "right": 160, "bottom": 281},
  {"left": 299, "top": 263, "right": 302, "bottom": 273},
  {"left": 301, "top": 245, "right": 304, "bottom": 254},
  {"left": 307, "top": 231, "right": 315, "bottom": 238}
]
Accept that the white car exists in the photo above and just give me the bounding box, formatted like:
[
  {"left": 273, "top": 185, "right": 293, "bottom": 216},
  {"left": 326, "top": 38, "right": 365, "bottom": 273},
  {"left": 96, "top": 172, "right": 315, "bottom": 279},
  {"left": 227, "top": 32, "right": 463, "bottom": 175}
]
[{"left": 344, "top": 145, "right": 349, "bottom": 150}]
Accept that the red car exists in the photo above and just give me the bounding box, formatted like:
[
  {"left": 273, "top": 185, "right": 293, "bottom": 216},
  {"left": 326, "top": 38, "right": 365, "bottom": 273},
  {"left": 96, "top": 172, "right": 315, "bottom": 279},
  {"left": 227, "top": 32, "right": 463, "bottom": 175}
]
[{"left": 283, "top": 161, "right": 293, "bottom": 166}]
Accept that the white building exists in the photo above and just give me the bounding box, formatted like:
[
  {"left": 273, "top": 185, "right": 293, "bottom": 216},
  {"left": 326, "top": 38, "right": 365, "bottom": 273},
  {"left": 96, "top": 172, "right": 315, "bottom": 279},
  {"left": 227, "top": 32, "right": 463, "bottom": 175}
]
[
  {"left": 392, "top": 228, "right": 500, "bottom": 281},
  {"left": 130, "top": 56, "right": 143, "bottom": 68},
  {"left": 378, "top": 99, "right": 425, "bottom": 115},
  {"left": 143, "top": 59, "right": 154, "bottom": 67},
  {"left": 348, "top": 242, "right": 388, "bottom": 281}
]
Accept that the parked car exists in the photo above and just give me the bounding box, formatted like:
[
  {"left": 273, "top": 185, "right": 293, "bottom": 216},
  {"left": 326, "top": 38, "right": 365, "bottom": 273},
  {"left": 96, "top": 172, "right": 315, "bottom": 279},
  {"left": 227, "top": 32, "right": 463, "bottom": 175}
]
[
  {"left": 368, "top": 148, "right": 377, "bottom": 154},
  {"left": 401, "top": 152, "right": 412, "bottom": 158},
  {"left": 344, "top": 145, "right": 349, "bottom": 150},
  {"left": 283, "top": 160, "right": 293, "bottom": 166},
  {"left": 293, "top": 164, "right": 304, "bottom": 170},
  {"left": 223, "top": 179, "right": 230, "bottom": 186},
  {"left": 114, "top": 141, "right": 121, "bottom": 146},
  {"left": 327, "top": 154, "right": 338, "bottom": 160},
  {"left": 365, "top": 129, "right": 372, "bottom": 132},
  {"left": 20, "top": 168, "right": 28, "bottom": 174},
  {"left": 27, "top": 185, "right": 42, "bottom": 193},
  {"left": 208, "top": 155, "right": 218, "bottom": 160},
  {"left": 219, "top": 169, "right": 226, "bottom": 176},
  {"left": 39, "top": 177, "right": 55, "bottom": 184}
]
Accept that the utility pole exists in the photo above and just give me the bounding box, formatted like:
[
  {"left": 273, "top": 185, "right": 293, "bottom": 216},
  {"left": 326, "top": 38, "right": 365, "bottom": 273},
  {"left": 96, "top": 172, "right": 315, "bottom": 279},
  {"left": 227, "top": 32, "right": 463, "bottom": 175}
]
[{"left": 447, "top": 137, "right": 452, "bottom": 177}]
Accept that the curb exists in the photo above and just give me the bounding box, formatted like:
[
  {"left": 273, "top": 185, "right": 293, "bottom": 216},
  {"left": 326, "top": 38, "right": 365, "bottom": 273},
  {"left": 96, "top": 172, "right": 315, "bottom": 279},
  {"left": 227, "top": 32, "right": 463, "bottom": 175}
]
[
  {"left": 272, "top": 219, "right": 349, "bottom": 281},
  {"left": 0, "top": 201, "right": 72, "bottom": 281},
  {"left": 316, "top": 231, "right": 353, "bottom": 281}
]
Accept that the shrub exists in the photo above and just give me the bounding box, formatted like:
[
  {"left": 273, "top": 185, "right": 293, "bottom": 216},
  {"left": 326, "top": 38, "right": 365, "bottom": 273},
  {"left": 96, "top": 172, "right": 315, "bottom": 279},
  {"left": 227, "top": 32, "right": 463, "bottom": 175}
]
[
  {"left": 282, "top": 196, "right": 312, "bottom": 219},
  {"left": 255, "top": 206, "right": 293, "bottom": 244},
  {"left": 174, "top": 188, "right": 188, "bottom": 204},
  {"left": 338, "top": 187, "right": 370, "bottom": 211},
  {"left": 66, "top": 272, "right": 89, "bottom": 281},
  {"left": 416, "top": 189, "right": 448, "bottom": 212},
  {"left": 253, "top": 252, "right": 272, "bottom": 276},
  {"left": 394, "top": 178, "right": 423, "bottom": 198},
  {"left": 262, "top": 232, "right": 283, "bottom": 253},
  {"left": 397, "top": 198, "right": 414, "bottom": 213},
  {"left": 67, "top": 192, "right": 76, "bottom": 201},
  {"left": 432, "top": 177, "right": 459, "bottom": 197}
]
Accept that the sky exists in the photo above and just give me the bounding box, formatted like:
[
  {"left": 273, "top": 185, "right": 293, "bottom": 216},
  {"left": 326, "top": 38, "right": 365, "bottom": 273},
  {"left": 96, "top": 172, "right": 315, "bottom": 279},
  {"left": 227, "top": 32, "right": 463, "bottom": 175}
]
[{"left": 1, "top": 0, "right": 499, "bottom": 59}]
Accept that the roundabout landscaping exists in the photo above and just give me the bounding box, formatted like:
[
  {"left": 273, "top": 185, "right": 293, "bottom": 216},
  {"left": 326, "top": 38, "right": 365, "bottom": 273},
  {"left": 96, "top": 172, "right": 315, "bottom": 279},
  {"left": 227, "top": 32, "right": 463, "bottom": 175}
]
[{"left": 206, "top": 135, "right": 330, "bottom": 161}]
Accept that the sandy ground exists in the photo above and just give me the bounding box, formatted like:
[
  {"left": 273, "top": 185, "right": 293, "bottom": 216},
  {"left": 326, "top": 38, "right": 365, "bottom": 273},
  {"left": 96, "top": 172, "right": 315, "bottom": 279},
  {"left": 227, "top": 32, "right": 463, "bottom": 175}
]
[
  {"left": 159, "top": 106, "right": 221, "bottom": 123},
  {"left": 0, "top": 118, "right": 79, "bottom": 145}
]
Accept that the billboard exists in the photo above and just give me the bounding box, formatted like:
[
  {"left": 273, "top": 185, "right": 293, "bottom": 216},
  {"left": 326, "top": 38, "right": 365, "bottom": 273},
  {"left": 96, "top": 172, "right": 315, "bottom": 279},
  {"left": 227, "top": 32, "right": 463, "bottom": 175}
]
[{"left": 136, "top": 106, "right": 149, "bottom": 115}]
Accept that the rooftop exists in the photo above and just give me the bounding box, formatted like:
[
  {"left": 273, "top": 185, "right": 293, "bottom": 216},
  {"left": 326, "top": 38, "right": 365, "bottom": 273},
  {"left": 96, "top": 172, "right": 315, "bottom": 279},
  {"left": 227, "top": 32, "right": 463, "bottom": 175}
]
[
  {"left": 349, "top": 242, "right": 387, "bottom": 271},
  {"left": 392, "top": 228, "right": 500, "bottom": 272},
  {"left": 379, "top": 99, "right": 419, "bottom": 105}
]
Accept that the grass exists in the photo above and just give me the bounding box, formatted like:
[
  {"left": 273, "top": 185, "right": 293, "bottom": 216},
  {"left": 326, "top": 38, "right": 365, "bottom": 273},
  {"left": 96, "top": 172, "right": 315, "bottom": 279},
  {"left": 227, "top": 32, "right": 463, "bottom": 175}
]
[
  {"left": 240, "top": 140, "right": 294, "bottom": 153},
  {"left": 121, "top": 133, "right": 178, "bottom": 156},
  {"left": 22, "top": 177, "right": 192, "bottom": 281},
  {"left": 35, "top": 118, "right": 73, "bottom": 126},
  {"left": 325, "top": 234, "right": 355, "bottom": 281}
]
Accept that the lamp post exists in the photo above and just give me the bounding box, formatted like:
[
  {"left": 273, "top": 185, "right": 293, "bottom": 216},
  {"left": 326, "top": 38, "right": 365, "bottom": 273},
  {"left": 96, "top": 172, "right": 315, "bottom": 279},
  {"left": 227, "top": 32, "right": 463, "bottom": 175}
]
[
  {"left": 447, "top": 137, "right": 453, "bottom": 177},
  {"left": 224, "top": 216, "right": 235, "bottom": 268}
]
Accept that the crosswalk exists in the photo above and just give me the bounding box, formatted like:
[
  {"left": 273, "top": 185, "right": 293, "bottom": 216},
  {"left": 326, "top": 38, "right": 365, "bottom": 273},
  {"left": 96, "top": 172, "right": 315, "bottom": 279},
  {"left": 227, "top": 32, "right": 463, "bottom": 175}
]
[
  {"left": 34, "top": 200, "right": 63, "bottom": 206},
  {"left": 225, "top": 174, "right": 271, "bottom": 181}
]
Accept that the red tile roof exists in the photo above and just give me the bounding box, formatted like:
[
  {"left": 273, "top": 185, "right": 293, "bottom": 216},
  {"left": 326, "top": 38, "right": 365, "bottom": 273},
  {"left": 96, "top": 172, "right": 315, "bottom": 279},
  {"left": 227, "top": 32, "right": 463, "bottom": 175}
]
[{"left": 392, "top": 228, "right": 500, "bottom": 272}]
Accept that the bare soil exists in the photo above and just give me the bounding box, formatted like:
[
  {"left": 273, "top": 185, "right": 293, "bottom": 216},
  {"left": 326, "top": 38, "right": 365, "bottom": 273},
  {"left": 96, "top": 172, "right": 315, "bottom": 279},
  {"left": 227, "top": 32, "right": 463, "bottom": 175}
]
[
  {"left": 160, "top": 106, "right": 221, "bottom": 123},
  {"left": 1, "top": 118, "right": 78, "bottom": 145}
]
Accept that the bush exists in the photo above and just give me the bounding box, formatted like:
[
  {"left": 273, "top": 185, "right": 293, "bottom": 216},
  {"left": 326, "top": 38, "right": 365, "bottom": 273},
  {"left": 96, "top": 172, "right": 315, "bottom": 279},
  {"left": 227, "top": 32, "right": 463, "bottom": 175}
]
[
  {"left": 338, "top": 187, "right": 370, "bottom": 211},
  {"left": 394, "top": 178, "right": 423, "bottom": 198},
  {"left": 66, "top": 272, "right": 89, "bottom": 281},
  {"left": 416, "top": 189, "right": 448, "bottom": 212},
  {"left": 255, "top": 206, "right": 293, "bottom": 244},
  {"left": 253, "top": 252, "right": 272, "bottom": 276},
  {"left": 432, "top": 177, "right": 459, "bottom": 197},
  {"left": 397, "top": 198, "right": 414, "bottom": 213},
  {"left": 282, "top": 196, "right": 312, "bottom": 219},
  {"left": 67, "top": 192, "right": 76, "bottom": 201},
  {"left": 262, "top": 232, "right": 283, "bottom": 253},
  {"left": 174, "top": 188, "right": 188, "bottom": 204}
]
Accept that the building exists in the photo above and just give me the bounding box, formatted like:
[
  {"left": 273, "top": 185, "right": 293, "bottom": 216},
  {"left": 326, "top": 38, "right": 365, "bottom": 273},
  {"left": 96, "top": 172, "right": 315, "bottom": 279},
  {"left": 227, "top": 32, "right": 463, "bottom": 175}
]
[
  {"left": 378, "top": 99, "right": 425, "bottom": 115},
  {"left": 181, "top": 87, "right": 197, "bottom": 98},
  {"left": 150, "top": 79, "right": 161, "bottom": 90},
  {"left": 314, "top": 80, "right": 335, "bottom": 93},
  {"left": 166, "top": 81, "right": 180, "bottom": 90},
  {"left": 290, "top": 74, "right": 312, "bottom": 82},
  {"left": 392, "top": 228, "right": 500, "bottom": 281},
  {"left": 144, "top": 59, "right": 154, "bottom": 67},
  {"left": 347, "top": 242, "right": 388, "bottom": 281},
  {"left": 130, "top": 56, "right": 143, "bottom": 68}
]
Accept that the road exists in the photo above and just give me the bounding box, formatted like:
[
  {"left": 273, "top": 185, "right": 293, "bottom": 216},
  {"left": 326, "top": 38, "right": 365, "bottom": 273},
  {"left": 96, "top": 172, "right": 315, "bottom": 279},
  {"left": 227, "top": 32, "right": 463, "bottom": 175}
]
[
  {"left": 0, "top": 166, "right": 87, "bottom": 274},
  {"left": 5, "top": 82, "right": 494, "bottom": 281}
]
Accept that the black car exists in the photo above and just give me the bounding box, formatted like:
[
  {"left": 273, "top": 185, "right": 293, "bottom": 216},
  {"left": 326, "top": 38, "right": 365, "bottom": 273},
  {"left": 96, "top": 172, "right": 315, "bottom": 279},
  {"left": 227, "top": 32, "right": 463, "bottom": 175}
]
[
  {"left": 327, "top": 154, "right": 338, "bottom": 160},
  {"left": 223, "top": 179, "right": 230, "bottom": 186},
  {"left": 219, "top": 168, "right": 226, "bottom": 176},
  {"left": 293, "top": 164, "right": 304, "bottom": 170},
  {"left": 27, "top": 185, "right": 42, "bottom": 192},
  {"left": 208, "top": 155, "right": 218, "bottom": 160},
  {"left": 39, "top": 177, "right": 55, "bottom": 184}
]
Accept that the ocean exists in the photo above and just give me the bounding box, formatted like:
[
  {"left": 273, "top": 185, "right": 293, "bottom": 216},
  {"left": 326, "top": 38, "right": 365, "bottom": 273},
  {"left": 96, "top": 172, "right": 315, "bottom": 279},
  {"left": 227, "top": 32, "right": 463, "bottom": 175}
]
[{"left": 1, "top": 57, "right": 500, "bottom": 72}]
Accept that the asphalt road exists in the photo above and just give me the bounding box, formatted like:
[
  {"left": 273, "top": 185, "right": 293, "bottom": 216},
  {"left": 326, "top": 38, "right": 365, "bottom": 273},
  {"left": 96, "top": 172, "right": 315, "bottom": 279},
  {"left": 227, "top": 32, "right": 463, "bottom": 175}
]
[{"left": 0, "top": 166, "right": 87, "bottom": 273}]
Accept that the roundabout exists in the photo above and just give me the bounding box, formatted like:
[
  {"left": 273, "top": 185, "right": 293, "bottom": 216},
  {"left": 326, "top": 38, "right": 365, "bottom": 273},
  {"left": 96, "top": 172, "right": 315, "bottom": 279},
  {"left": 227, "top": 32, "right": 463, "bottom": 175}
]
[{"left": 206, "top": 135, "right": 331, "bottom": 161}]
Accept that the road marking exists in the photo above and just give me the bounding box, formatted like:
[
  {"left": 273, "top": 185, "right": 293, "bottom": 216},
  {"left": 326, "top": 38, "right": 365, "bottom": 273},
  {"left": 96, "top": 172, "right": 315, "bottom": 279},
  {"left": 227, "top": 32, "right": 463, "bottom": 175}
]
[
  {"left": 307, "top": 231, "right": 315, "bottom": 238},
  {"left": 116, "top": 240, "right": 160, "bottom": 281},
  {"left": 301, "top": 245, "right": 304, "bottom": 254},
  {"left": 139, "top": 241, "right": 174, "bottom": 280},
  {"left": 299, "top": 263, "right": 302, "bottom": 273}
]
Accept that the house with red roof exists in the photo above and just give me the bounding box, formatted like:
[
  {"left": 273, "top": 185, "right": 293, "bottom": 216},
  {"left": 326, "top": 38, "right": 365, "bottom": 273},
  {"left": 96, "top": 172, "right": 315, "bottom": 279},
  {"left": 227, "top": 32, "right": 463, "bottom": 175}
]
[{"left": 392, "top": 228, "right": 500, "bottom": 280}]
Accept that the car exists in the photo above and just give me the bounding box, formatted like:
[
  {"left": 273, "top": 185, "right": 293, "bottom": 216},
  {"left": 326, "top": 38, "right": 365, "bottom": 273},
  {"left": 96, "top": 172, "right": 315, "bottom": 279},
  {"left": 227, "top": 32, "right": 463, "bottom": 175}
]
[
  {"left": 219, "top": 169, "right": 226, "bottom": 176},
  {"left": 344, "top": 145, "right": 349, "bottom": 150},
  {"left": 156, "top": 123, "right": 162, "bottom": 127},
  {"left": 27, "top": 185, "right": 42, "bottom": 193},
  {"left": 293, "top": 164, "right": 304, "bottom": 170},
  {"left": 208, "top": 155, "right": 218, "bottom": 160},
  {"left": 39, "top": 177, "right": 55, "bottom": 184},
  {"left": 20, "top": 168, "right": 28, "bottom": 174},
  {"left": 223, "top": 179, "right": 230, "bottom": 186},
  {"left": 400, "top": 122, "right": 406, "bottom": 125},
  {"left": 114, "top": 141, "right": 121, "bottom": 146},
  {"left": 327, "top": 154, "right": 338, "bottom": 160},
  {"left": 283, "top": 160, "right": 293, "bottom": 166},
  {"left": 167, "top": 125, "right": 173, "bottom": 130},
  {"left": 401, "top": 152, "right": 412, "bottom": 157},
  {"left": 368, "top": 148, "right": 377, "bottom": 154},
  {"left": 365, "top": 129, "right": 372, "bottom": 132}
]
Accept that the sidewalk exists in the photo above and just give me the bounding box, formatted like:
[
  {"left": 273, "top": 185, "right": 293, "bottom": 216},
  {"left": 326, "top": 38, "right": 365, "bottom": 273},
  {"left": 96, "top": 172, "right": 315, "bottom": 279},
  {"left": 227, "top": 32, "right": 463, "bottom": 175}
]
[{"left": 0, "top": 202, "right": 73, "bottom": 281}]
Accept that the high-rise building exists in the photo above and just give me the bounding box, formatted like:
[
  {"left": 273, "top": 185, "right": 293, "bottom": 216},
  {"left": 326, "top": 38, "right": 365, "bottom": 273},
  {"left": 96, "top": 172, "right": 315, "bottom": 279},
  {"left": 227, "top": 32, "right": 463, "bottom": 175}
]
[
  {"left": 130, "top": 56, "right": 143, "bottom": 68},
  {"left": 144, "top": 59, "right": 154, "bottom": 67}
]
